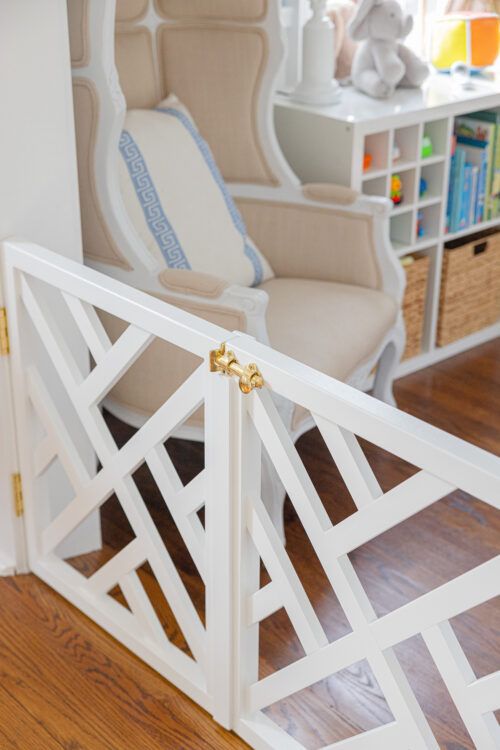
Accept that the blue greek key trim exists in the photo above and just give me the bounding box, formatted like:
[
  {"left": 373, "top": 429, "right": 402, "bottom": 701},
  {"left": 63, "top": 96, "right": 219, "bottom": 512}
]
[
  {"left": 119, "top": 130, "right": 190, "bottom": 270},
  {"left": 156, "top": 107, "right": 264, "bottom": 286}
]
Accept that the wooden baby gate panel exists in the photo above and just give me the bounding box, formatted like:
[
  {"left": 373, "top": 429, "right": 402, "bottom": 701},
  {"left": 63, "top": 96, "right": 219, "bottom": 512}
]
[
  {"left": 1, "top": 240, "right": 233, "bottom": 713},
  {"left": 2, "top": 240, "right": 500, "bottom": 749}
]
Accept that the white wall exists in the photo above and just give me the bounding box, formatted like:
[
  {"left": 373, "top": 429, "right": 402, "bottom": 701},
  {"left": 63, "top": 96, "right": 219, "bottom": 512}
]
[{"left": 0, "top": 0, "right": 101, "bottom": 572}]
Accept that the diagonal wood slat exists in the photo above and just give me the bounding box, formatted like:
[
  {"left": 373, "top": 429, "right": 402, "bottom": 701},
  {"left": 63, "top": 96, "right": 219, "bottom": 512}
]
[
  {"left": 323, "top": 470, "right": 455, "bottom": 556},
  {"left": 423, "top": 621, "right": 500, "bottom": 749},
  {"left": 40, "top": 366, "right": 205, "bottom": 555},
  {"left": 28, "top": 368, "right": 91, "bottom": 492},
  {"left": 119, "top": 569, "right": 171, "bottom": 650},
  {"left": 62, "top": 291, "right": 112, "bottom": 364},
  {"left": 146, "top": 447, "right": 206, "bottom": 582},
  {"left": 247, "top": 495, "right": 327, "bottom": 655},
  {"left": 314, "top": 416, "right": 382, "bottom": 508},
  {"left": 78, "top": 324, "right": 153, "bottom": 406},
  {"left": 87, "top": 538, "right": 147, "bottom": 596}
]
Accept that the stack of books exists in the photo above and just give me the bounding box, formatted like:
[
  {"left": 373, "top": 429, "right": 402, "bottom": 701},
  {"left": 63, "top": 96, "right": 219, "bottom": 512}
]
[{"left": 446, "top": 110, "right": 500, "bottom": 234}]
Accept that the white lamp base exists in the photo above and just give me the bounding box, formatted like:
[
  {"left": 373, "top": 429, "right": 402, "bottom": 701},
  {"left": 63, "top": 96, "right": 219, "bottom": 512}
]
[
  {"left": 291, "top": 79, "right": 341, "bottom": 106},
  {"left": 290, "top": 0, "right": 342, "bottom": 107}
]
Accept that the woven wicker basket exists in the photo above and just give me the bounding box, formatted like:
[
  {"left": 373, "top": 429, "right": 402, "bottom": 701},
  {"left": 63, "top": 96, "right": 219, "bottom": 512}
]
[
  {"left": 402, "top": 254, "right": 430, "bottom": 360},
  {"left": 437, "top": 230, "right": 500, "bottom": 347}
]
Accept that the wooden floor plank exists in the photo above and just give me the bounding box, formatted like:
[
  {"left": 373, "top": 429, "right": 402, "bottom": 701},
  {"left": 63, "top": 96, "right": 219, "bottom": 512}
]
[
  {"left": 0, "top": 340, "right": 498, "bottom": 749},
  {"left": 0, "top": 577, "right": 246, "bottom": 750},
  {"left": 0, "top": 682, "right": 64, "bottom": 750}
]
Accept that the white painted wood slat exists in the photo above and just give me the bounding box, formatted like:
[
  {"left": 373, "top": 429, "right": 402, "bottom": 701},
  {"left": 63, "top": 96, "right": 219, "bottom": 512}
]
[{"left": 247, "top": 496, "right": 327, "bottom": 654}]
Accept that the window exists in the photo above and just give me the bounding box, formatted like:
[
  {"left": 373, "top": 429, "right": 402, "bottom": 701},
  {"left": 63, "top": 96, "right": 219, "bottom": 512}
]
[{"left": 279, "top": 0, "right": 455, "bottom": 86}]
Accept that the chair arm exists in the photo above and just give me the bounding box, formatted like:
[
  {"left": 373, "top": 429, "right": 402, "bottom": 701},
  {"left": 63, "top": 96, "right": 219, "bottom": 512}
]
[
  {"left": 157, "top": 268, "right": 270, "bottom": 343},
  {"left": 159, "top": 269, "right": 229, "bottom": 298},
  {"left": 236, "top": 185, "right": 404, "bottom": 303}
]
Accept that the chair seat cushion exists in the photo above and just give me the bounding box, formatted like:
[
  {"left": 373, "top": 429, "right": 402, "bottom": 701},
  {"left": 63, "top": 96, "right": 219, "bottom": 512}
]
[
  {"left": 259, "top": 278, "right": 398, "bottom": 382},
  {"left": 118, "top": 94, "right": 273, "bottom": 287}
]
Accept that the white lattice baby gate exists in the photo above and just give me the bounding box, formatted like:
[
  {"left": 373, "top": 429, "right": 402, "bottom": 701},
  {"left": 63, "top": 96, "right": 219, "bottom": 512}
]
[{"left": 2, "top": 240, "right": 499, "bottom": 749}]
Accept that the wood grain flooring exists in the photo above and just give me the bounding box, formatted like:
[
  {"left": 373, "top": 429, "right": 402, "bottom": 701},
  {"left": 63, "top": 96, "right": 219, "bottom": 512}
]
[{"left": 0, "top": 340, "right": 498, "bottom": 749}]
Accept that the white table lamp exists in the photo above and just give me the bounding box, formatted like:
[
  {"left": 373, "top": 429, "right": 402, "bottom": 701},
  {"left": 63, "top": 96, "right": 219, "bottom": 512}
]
[{"left": 292, "top": 0, "right": 341, "bottom": 106}]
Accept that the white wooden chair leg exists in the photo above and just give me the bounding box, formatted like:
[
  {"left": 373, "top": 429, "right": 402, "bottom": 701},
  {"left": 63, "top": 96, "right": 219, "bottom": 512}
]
[{"left": 373, "top": 317, "right": 405, "bottom": 407}]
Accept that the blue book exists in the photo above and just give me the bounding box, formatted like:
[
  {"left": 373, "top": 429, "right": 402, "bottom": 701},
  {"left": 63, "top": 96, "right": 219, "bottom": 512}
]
[
  {"left": 451, "top": 147, "right": 465, "bottom": 232},
  {"left": 455, "top": 117, "right": 495, "bottom": 219},
  {"left": 469, "top": 165, "right": 479, "bottom": 227},
  {"left": 476, "top": 150, "right": 488, "bottom": 223},
  {"left": 460, "top": 164, "right": 472, "bottom": 230},
  {"left": 446, "top": 153, "right": 456, "bottom": 233},
  {"left": 456, "top": 135, "right": 488, "bottom": 224}
]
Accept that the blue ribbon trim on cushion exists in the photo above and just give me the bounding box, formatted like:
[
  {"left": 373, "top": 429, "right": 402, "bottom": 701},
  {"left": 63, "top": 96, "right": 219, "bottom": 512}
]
[
  {"left": 119, "top": 129, "right": 191, "bottom": 270},
  {"left": 156, "top": 106, "right": 264, "bottom": 287}
]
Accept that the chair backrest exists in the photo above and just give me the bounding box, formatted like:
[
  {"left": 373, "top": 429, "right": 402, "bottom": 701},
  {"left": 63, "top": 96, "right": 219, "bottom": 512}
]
[{"left": 67, "top": 0, "right": 296, "bottom": 273}]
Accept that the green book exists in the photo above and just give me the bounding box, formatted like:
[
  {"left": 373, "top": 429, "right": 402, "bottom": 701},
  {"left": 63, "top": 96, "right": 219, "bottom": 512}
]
[
  {"left": 466, "top": 110, "right": 500, "bottom": 219},
  {"left": 455, "top": 115, "right": 496, "bottom": 220}
]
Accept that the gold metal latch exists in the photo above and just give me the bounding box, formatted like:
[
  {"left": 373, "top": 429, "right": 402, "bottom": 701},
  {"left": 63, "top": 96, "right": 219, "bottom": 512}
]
[
  {"left": 0, "top": 307, "right": 9, "bottom": 356},
  {"left": 210, "top": 342, "right": 264, "bottom": 394},
  {"left": 12, "top": 473, "right": 24, "bottom": 517}
]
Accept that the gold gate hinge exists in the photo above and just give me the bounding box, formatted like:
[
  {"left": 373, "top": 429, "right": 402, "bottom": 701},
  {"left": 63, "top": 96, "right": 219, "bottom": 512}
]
[
  {"left": 12, "top": 473, "right": 24, "bottom": 517},
  {"left": 210, "top": 342, "right": 264, "bottom": 394},
  {"left": 0, "top": 307, "right": 10, "bottom": 356}
]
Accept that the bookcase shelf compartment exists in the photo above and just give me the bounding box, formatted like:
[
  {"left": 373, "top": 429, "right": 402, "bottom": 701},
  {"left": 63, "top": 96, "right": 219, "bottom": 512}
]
[
  {"left": 390, "top": 167, "right": 417, "bottom": 206},
  {"left": 417, "top": 203, "right": 441, "bottom": 242},
  {"left": 393, "top": 125, "right": 420, "bottom": 164},
  {"left": 274, "top": 77, "right": 500, "bottom": 376},
  {"left": 423, "top": 118, "right": 448, "bottom": 157},
  {"left": 390, "top": 210, "right": 414, "bottom": 247},
  {"left": 364, "top": 131, "right": 390, "bottom": 172},
  {"left": 362, "top": 175, "right": 387, "bottom": 197},
  {"left": 419, "top": 161, "right": 445, "bottom": 201}
]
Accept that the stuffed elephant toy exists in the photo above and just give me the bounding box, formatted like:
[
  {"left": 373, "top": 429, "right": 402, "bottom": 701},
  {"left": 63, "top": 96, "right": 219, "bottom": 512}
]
[{"left": 349, "top": 0, "right": 428, "bottom": 98}]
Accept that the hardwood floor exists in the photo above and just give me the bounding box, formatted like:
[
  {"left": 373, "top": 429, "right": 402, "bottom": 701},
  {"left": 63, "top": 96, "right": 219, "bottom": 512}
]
[{"left": 0, "top": 341, "right": 498, "bottom": 749}]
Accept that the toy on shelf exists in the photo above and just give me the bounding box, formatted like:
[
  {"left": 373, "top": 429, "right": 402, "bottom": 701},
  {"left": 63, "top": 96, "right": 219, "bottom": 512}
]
[
  {"left": 421, "top": 136, "right": 433, "bottom": 159},
  {"left": 392, "top": 142, "right": 401, "bottom": 163},
  {"left": 391, "top": 174, "right": 403, "bottom": 204},
  {"left": 363, "top": 153, "right": 373, "bottom": 171},
  {"left": 419, "top": 177, "right": 428, "bottom": 198},
  {"left": 349, "top": 0, "right": 428, "bottom": 99},
  {"left": 431, "top": 12, "right": 499, "bottom": 72},
  {"left": 416, "top": 209, "right": 425, "bottom": 237}
]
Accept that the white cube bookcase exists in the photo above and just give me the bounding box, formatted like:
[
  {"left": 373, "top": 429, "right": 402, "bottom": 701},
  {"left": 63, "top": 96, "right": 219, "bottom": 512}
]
[{"left": 275, "top": 75, "right": 500, "bottom": 376}]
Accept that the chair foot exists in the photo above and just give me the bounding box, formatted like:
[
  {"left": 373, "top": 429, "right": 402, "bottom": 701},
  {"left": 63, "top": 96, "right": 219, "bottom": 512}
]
[{"left": 373, "top": 325, "right": 405, "bottom": 407}]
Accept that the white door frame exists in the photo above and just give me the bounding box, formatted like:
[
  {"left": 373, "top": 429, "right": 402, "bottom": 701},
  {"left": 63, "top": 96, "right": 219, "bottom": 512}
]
[{"left": 0, "top": 0, "right": 101, "bottom": 571}]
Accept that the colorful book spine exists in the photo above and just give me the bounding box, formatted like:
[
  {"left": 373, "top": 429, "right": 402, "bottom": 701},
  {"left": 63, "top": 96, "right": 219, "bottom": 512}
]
[
  {"left": 446, "top": 136, "right": 457, "bottom": 234},
  {"left": 475, "top": 154, "right": 487, "bottom": 224},
  {"left": 459, "top": 163, "right": 472, "bottom": 230},
  {"left": 455, "top": 115, "right": 495, "bottom": 220},
  {"left": 450, "top": 147, "right": 465, "bottom": 232},
  {"left": 455, "top": 136, "right": 488, "bottom": 226},
  {"left": 469, "top": 165, "right": 479, "bottom": 227},
  {"left": 465, "top": 109, "right": 500, "bottom": 218}
]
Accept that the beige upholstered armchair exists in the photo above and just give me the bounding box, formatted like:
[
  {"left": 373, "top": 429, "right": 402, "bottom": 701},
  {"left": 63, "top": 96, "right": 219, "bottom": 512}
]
[{"left": 67, "top": 0, "right": 405, "bottom": 534}]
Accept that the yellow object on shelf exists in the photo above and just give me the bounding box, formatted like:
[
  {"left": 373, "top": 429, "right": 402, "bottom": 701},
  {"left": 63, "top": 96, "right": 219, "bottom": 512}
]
[{"left": 432, "top": 12, "right": 499, "bottom": 71}]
